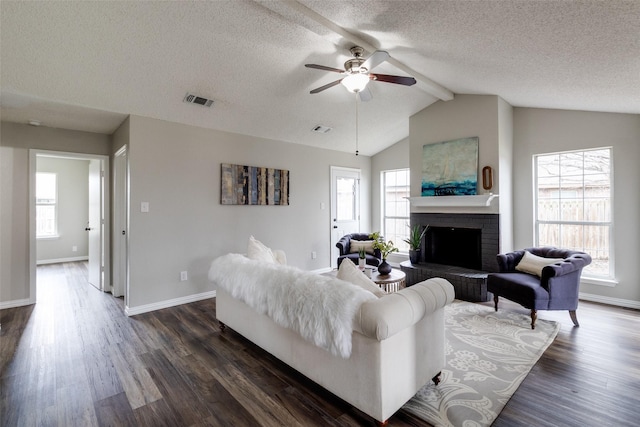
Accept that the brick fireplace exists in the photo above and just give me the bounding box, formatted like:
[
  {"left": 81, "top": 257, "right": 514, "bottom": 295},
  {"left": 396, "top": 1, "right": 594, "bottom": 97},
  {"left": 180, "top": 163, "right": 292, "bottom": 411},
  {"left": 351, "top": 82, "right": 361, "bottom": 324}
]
[
  {"left": 401, "top": 213, "right": 501, "bottom": 302},
  {"left": 410, "top": 213, "right": 500, "bottom": 273}
]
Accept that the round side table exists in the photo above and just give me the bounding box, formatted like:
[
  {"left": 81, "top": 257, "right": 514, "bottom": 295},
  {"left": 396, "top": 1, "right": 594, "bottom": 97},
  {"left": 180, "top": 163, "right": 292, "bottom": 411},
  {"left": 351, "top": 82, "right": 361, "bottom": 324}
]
[{"left": 370, "top": 269, "right": 406, "bottom": 293}]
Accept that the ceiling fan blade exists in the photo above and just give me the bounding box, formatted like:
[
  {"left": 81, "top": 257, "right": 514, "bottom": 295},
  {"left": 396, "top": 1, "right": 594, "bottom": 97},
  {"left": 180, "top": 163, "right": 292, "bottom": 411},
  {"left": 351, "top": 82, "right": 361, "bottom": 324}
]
[
  {"left": 358, "top": 87, "right": 373, "bottom": 102},
  {"left": 310, "top": 79, "right": 343, "bottom": 94},
  {"left": 305, "top": 64, "right": 345, "bottom": 74},
  {"left": 362, "top": 50, "right": 389, "bottom": 72},
  {"left": 370, "top": 73, "right": 417, "bottom": 86}
]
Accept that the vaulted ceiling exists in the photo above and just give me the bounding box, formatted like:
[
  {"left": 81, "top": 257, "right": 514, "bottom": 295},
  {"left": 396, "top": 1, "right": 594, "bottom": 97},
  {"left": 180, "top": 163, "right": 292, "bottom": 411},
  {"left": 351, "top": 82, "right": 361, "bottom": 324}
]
[{"left": 2, "top": 1, "right": 639, "bottom": 156}]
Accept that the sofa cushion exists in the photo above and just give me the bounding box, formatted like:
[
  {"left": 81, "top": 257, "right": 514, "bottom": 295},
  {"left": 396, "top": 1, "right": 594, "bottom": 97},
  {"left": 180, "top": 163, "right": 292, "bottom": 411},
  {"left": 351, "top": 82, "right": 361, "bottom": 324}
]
[
  {"left": 349, "top": 239, "right": 375, "bottom": 255},
  {"left": 515, "top": 250, "right": 564, "bottom": 276},
  {"left": 337, "top": 258, "right": 385, "bottom": 298},
  {"left": 247, "top": 235, "right": 277, "bottom": 263}
]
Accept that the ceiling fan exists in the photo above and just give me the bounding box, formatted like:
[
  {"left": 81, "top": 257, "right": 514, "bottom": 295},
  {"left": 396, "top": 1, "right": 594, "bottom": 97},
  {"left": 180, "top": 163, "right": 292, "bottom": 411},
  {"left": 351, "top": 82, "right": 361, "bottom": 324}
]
[{"left": 305, "top": 46, "right": 417, "bottom": 101}]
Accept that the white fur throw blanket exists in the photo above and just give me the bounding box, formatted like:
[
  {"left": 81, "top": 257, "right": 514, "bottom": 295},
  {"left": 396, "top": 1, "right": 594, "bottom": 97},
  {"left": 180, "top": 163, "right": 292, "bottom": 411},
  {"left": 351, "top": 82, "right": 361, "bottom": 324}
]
[{"left": 208, "top": 253, "right": 376, "bottom": 358}]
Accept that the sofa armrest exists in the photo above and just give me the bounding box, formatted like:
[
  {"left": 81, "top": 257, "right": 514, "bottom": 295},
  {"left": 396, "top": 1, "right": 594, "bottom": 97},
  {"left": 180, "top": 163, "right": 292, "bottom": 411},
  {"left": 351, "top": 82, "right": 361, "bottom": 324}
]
[
  {"left": 355, "top": 278, "right": 455, "bottom": 341},
  {"left": 496, "top": 250, "right": 526, "bottom": 272},
  {"left": 336, "top": 236, "right": 351, "bottom": 256},
  {"left": 540, "top": 252, "right": 592, "bottom": 280}
]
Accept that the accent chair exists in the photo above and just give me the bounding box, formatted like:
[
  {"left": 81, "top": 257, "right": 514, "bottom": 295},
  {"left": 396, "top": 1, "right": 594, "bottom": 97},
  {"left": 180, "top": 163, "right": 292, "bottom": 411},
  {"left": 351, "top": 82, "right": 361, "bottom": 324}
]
[
  {"left": 336, "top": 233, "right": 382, "bottom": 267},
  {"left": 487, "top": 247, "right": 592, "bottom": 329}
]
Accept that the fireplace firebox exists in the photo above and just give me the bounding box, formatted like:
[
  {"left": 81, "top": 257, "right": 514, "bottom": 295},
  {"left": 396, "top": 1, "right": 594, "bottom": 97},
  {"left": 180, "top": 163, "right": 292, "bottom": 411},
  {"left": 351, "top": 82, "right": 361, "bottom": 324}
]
[{"left": 424, "top": 226, "right": 482, "bottom": 270}]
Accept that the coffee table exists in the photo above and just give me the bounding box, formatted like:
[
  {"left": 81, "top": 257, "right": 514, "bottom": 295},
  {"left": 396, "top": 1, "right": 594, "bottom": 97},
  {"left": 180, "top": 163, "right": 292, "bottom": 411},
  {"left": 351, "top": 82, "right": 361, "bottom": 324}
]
[{"left": 370, "top": 269, "right": 406, "bottom": 293}]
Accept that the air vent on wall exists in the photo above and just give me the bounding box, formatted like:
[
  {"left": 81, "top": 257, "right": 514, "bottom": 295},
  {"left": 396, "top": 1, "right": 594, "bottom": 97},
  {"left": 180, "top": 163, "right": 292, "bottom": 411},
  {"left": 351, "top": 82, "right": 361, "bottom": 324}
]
[
  {"left": 311, "top": 124, "right": 332, "bottom": 134},
  {"left": 183, "top": 93, "right": 214, "bottom": 107}
]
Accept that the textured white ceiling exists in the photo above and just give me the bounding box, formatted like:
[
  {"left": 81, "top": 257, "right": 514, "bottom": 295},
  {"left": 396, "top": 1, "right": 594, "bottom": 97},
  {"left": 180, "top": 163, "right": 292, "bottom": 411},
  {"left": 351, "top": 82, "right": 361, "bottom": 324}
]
[{"left": 1, "top": 1, "right": 638, "bottom": 156}]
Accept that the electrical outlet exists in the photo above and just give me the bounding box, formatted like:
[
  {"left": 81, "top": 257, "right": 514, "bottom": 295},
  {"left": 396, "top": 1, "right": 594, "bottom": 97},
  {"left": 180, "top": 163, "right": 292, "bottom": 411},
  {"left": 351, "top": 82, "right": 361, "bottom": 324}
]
[
  {"left": 72, "top": 246, "right": 77, "bottom": 252},
  {"left": 311, "top": 251, "right": 317, "bottom": 259},
  {"left": 180, "top": 271, "right": 188, "bottom": 281}
]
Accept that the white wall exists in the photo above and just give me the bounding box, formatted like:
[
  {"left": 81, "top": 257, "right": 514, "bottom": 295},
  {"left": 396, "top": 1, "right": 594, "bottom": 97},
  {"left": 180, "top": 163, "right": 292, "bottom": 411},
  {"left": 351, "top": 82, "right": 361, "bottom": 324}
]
[
  {"left": 409, "top": 95, "right": 507, "bottom": 208},
  {"left": 0, "top": 122, "right": 111, "bottom": 306},
  {"left": 0, "top": 117, "right": 372, "bottom": 311},
  {"left": 513, "top": 108, "right": 640, "bottom": 305},
  {"left": 370, "top": 137, "right": 410, "bottom": 264},
  {"left": 36, "top": 156, "right": 89, "bottom": 263},
  {"left": 409, "top": 95, "right": 513, "bottom": 250},
  {"left": 124, "top": 115, "right": 371, "bottom": 309},
  {"left": 497, "top": 97, "right": 514, "bottom": 252},
  {"left": 371, "top": 137, "right": 409, "bottom": 231}
]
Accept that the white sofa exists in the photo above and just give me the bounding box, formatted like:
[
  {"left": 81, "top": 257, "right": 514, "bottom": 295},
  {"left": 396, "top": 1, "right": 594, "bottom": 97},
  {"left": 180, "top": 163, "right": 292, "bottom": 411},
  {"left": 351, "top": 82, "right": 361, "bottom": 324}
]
[{"left": 209, "top": 254, "right": 454, "bottom": 424}]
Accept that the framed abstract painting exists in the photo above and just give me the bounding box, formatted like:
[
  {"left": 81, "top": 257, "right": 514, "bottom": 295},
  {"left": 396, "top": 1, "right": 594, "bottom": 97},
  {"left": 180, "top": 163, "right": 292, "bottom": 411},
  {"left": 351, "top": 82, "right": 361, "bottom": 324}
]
[
  {"left": 221, "top": 163, "right": 289, "bottom": 205},
  {"left": 422, "top": 137, "right": 479, "bottom": 196}
]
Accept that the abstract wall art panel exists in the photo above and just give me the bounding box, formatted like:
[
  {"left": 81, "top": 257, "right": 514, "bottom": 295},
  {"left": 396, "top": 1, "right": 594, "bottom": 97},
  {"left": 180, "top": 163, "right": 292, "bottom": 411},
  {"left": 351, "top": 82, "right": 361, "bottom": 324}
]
[
  {"left": 221, "top": 163, "right": 289, "bottom": 205},
  {"left": 422, "top": 137, "right": 479, "bottom": 196}
]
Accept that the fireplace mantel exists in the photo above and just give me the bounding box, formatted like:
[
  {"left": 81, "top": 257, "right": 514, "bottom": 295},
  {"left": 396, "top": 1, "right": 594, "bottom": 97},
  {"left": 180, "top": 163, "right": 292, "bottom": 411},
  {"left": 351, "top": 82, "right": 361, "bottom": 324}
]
[{"left": 407, "top": 194, "right": 498, "bottom": 207}]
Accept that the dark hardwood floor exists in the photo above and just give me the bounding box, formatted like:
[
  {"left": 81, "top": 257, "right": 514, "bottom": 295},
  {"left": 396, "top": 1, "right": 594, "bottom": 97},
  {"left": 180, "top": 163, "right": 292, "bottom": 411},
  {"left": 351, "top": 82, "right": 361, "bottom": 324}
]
[{"left": 1, "top": 262, "right": 639, "bottom": 426}]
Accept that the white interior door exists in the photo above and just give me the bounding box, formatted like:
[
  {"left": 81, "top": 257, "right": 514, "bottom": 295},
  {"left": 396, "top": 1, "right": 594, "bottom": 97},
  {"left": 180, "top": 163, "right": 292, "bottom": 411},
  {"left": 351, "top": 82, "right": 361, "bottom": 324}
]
[
  {"left": 330, "top": 167, "right": 361, "bottom": 268},
  {"left": 112, "top": 147, "right": 128, "bottom": 299},
  {"left": 87, "top": 159, "right": 102, "bottom": 290}
]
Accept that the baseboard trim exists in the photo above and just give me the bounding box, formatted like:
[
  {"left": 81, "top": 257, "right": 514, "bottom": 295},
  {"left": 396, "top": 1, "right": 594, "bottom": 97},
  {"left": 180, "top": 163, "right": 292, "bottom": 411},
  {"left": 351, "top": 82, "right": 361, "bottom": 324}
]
[
  {"left": 579, "top": 292, "right": 640, "bottom": 310},
  {"left": 0, "top": 297, "right": 36, "bottom": 310},
  {"left": 37, "top": 256, "right": 89, "bottom": 265},
  {"left": 125, "top": 290, "right": 217, "bottom": 316}
]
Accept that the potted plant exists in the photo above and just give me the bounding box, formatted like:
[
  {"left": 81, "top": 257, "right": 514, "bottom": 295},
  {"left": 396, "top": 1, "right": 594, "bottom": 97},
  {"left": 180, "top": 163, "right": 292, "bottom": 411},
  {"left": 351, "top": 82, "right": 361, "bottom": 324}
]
[
  {"left": 358, "top": 246, "right": 366, "bottom": 269},
  {"left": 404, "top": 224, "right": 428, "bottom": 264},
  {"left": 369, "top": 232, "right": 398, "bottom": 275}
]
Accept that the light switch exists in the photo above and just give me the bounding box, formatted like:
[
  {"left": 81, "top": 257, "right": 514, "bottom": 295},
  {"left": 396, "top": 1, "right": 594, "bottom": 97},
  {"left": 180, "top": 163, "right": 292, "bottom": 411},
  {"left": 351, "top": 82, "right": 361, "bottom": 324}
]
[{"left": 141, "top": 202, "right": 149, "bottom": 213}]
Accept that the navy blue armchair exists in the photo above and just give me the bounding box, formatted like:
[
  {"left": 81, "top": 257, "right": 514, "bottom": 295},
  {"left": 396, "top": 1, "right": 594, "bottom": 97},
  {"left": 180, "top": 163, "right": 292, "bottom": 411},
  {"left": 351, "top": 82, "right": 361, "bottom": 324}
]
[
  {"left": 336, "top": 233, "right": 382, "bottom": 267},
  {"left": 487, "top": 247, "right": 592, "bottom": 329}
]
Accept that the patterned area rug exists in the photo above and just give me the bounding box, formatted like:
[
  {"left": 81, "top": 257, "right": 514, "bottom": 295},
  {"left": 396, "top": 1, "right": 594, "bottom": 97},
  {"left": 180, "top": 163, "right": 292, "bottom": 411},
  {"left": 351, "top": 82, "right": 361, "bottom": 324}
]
[{"left": 403, "top": 300, "right": 560, "bottom": 427}]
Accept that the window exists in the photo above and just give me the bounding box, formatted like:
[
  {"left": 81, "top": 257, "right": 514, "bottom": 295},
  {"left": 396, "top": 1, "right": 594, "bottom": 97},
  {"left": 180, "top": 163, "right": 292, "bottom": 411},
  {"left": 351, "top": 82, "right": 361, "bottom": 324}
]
[
  {"left": 336, "top": 176, "right": 358, "bottom": 221},
  {"left": 381, "top": 169, "right": 410, "bottom": 252},
  {"left": 534, "top": 148, "right": 612, "bottom": 279},
  {"left": 36, "top": 172, "right": 58, "bottom": 238}
]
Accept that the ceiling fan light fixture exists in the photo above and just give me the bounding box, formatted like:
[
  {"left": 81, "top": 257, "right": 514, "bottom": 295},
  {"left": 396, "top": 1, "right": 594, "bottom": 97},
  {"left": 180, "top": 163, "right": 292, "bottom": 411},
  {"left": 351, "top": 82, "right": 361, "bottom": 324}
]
[{"left": 341, "top": 73, "right": 369, "bottom": 93}]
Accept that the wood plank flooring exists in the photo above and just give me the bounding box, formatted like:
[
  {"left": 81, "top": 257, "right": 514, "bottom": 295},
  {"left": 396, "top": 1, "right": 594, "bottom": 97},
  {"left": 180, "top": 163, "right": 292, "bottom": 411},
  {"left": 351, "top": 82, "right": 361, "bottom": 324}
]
[{"left": 1, "top": 261, "right": 639, "bottom": 426}]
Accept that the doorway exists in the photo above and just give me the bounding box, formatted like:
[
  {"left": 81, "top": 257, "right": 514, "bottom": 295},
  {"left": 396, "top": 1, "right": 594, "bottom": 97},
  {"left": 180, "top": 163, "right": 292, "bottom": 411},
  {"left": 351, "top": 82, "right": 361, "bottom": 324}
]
[
  {"left": 330, "top": 166, "right": 361, "bottom": 269},
  {"left": 29, "top": 150, "right": 110, "bottom": 301}
]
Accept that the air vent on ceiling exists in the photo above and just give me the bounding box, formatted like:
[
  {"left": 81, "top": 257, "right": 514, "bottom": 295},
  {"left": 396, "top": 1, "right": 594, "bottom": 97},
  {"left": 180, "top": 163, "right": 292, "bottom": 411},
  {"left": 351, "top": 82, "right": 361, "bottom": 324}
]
[
  {"left": 183, "top": 93, "right": 214, "bottom": 107},
  {"left": 311, "top": 124, "right": 332, "bottom": 134}
]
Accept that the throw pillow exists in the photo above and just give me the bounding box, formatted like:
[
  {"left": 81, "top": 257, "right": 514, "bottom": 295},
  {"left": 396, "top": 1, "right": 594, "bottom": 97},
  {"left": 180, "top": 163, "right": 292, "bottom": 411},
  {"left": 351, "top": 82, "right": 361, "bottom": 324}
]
[
  {"left": 515, "top": 250, "right": 565, "bottom": 276},
  {"left": 337, "top": 258, "right": 385, "bottom": 298},
  {"left": 247, "top": 235, "right": 276, "bottom": 263},
  {"left": 349, "top": 240, "right": 375, "bottom": 255},
  {"left": 273, "top": 249, "right": 287, "bottom": 265}
]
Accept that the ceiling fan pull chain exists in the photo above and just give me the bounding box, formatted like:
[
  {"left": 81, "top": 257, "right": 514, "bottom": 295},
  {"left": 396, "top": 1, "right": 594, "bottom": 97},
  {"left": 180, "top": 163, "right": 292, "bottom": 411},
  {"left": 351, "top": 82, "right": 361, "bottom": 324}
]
[{"left": 355, "top": 93, "right": 359, "bottom": 156}]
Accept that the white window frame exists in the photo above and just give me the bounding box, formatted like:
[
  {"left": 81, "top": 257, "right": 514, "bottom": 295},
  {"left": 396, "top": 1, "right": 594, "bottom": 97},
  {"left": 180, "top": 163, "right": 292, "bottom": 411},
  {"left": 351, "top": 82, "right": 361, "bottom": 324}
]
[
  {"left": 533, "top": 147, "right": 615, "bottom": 283},
  {"left": 36, "top": 172, "right": 59, "bottom": 239},
  {"left": 381, "top": 168, "right": 411, "bottom": 253}
]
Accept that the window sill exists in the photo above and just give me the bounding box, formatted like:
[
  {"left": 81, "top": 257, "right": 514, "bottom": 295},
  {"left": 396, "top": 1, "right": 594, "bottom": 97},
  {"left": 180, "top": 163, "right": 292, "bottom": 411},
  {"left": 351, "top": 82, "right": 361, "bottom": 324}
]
[
  {"left": 37, "top": 235, "right": 60, "bottom": 240},
  {"left": 581, "top": 276, "right": 618, "bottom": 287}
]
